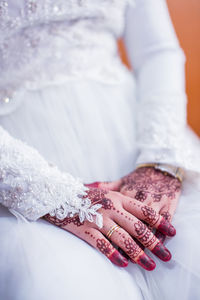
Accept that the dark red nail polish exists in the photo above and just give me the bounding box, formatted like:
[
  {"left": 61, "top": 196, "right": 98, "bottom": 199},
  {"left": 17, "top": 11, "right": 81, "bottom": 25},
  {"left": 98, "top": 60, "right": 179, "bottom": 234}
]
[
  {"left": 137, "top": 254, "right": 156, "bottom": 271},
  {"left": 158, "top": 219, "right": 176, "bottom": 237},
  {"left": 168, "top": 225, "right": 176, "bottom": 236},
  {"left": 85, "top": 182, "right": 100, "bottom": 188},
  {"left": 152, "top": 242, "right": 172, "bottom": 262},
  {"left": 109, "top": 250, "right": 129, "bottom": 267}
]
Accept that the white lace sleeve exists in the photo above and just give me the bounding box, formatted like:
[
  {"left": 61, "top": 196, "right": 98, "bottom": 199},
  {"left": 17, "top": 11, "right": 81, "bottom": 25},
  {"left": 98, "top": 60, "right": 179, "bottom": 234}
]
[
  {"left": 123, "top": 0, "right": 200, "bottom": 176},
  {"left": 0, "top": 126, "right": 103, "bottom": 227}
]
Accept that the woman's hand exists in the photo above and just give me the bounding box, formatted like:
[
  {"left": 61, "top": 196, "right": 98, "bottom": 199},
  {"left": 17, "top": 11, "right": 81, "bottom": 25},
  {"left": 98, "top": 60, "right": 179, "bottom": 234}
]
[
  {"left": 44, "top": 187, "right": 176, "bottom": 271},
  {"left": 92, "top": 167, "right": 181, "bottom": 243}
]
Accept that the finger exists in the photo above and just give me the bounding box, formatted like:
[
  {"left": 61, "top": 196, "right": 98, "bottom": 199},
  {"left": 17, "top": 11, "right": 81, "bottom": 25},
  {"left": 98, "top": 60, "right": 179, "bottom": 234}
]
[
  {"left": 85, "top": 182, "right": 100, "bottom": 189},
  {"left": 85, "top": 180, "right": 122, "bottom": 191},
  {"left": 117, "top": 237, "right": 145, "bottom": 262},
  {"left": 159, "top": 206, "right": 174, "bottom": 222},
  {"left": 113, "top": 209, "right": 172, "bottom": 262},
  {"left": 122, "top": 197, "right": 176, "bottom": 237},
  {"left": 45, "top": 214, "right": 128, "bottom": 268},
  {"left": 154, "top": 207, "right": 174, "bottom": 244},
  {"left": 84, "top": 228, "right": 129, "bottom": 268},
  {"left": 101, "top": 219, "right": 156, "bottom": 271},
  {"left": 99, "top": 180, "right": 123, "bottom": 191}
]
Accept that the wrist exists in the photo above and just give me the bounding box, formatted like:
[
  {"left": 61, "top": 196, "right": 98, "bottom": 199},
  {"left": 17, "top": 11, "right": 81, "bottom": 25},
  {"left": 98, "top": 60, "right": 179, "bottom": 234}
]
[{"left": 135, "top": 163, "right": 184, "bottom": 183}]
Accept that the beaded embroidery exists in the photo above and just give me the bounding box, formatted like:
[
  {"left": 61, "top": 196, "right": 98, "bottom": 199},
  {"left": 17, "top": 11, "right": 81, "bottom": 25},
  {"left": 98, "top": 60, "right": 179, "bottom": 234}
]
[
  {"left": 0, "top": 0, "right": 133, "bottom": 113},
  {"left": 0, "top": 126, "right": 103, "bottom": 227}
]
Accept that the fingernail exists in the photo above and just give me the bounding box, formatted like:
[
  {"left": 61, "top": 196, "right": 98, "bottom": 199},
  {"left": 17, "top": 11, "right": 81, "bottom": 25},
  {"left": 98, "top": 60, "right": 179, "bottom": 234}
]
[
  {"left": 137, "top": 254, "right": 156, "bottom": 271},
  {"left": 152, "top": 242, "right": 172, "bottom": 262},
  {"left": 158, "top": 219, "right": 176, "bottom": 237},
  {"left": 85, "top": 182, "right": 100, "bottom": 189},
  {"left": 168, "top": 225, "right": 176, "bottom": 236},
  {"left": 109, "top": 250, "right": 129, "bottom": 267}
]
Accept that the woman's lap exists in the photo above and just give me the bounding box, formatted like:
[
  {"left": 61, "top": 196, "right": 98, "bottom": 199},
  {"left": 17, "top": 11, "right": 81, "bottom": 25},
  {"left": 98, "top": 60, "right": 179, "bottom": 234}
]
[
  {"left": 0, "top": 180, "right": 200, "bottom": 300},
  {"left": 0, "top": 205, "right": 143, "bottom": 300},
  {"left": 0, "top": 79, "right": 200, "bottom": 299}
]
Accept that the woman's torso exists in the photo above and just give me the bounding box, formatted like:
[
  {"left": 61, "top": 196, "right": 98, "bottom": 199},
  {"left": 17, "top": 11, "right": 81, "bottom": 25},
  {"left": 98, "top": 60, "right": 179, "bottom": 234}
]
[
  {"left": 0, "top": 0, "right": 137, "bottom": 182},
  {"left": 0, "top": 0, "right": 134, "bottom": 101}
]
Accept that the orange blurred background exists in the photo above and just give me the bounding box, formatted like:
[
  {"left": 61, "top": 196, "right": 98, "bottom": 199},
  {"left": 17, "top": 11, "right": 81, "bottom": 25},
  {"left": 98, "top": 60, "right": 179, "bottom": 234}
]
[{"left": 118, "top": 0, "right": 200, "bottom": 136}]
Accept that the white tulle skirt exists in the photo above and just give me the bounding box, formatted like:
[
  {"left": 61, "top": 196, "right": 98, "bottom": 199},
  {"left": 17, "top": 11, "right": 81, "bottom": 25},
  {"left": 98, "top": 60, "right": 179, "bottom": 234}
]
[{"left": 0, "top": 74, "right": 200, "bottom": 300}]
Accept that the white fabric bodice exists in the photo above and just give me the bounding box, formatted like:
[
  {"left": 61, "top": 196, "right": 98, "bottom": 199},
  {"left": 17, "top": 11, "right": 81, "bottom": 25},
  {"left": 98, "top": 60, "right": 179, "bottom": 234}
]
[{"left": 0, "top": 0, "right": 133, "bottom": 114}]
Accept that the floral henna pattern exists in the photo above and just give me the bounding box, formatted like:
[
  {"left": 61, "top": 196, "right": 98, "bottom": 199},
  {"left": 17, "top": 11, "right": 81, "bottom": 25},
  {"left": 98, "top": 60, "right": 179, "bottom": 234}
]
[
  {"left": 134, "top": 221, "right": 157, "bottom": 248},
  {"left": 153, "top": 194, "right": 162, "bottom": 202},
  {"left": 135, "top": 190, "right": 148, "bottom": 201},
  {"left": 161, "top": 211, "right": 171, "bottom": 221},
  {"left": 138, "top": 230, "right": 151, "bottom": 244},
  {"left": 143, "top": 235, "right": 157, "bottom": 248},
  {"left": 141, "top": 206, "right": 159, "bottom": 225},
  {"left": 122, "top": 167, "right": 181, "bottom": 202},
  {"left": 124, "top": 238, "right": 142, "bottom": 259},
  {"left": 134, "top": 220, "right": 146, "bottom": 236},
  {"left": 96, "top": 238, "right": 112, "bottom": 256},
  {"left": 101, "top": 198, "right": 113, "bottom": 209},
  {"left": 86, "top": 188, "right": 113, "bottom": 210},
  {"left": 122, "top": 237, "right": 155, "bottom": 270},
  {"left": 44, "top": 214, "right": 83, "bottom": 227}
]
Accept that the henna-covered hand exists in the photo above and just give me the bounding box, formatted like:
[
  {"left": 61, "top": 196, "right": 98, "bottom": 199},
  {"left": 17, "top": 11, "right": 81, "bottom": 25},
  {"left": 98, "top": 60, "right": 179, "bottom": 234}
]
[
  {"left": 91, "top": 167, "right": 181, "bottom": 243},
  {"left": 44, "top": 187, "right": 176, "bottom": 271}
]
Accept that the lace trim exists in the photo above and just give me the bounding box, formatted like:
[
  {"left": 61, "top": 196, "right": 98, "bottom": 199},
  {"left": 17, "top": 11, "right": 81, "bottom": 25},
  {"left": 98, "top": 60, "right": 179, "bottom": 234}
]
[
  {"left": 0, "top": 126, "right": 103, "bottom": 227},
  {"left": 50, "top": 196, "right": 103, "bottom": 228}
]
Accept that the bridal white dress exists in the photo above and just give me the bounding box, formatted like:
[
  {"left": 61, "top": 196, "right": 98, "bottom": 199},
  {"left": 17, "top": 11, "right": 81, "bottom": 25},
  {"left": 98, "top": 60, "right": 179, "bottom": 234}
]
[{"left": 0, "top": 1, "right": 200, "bottom": 299}]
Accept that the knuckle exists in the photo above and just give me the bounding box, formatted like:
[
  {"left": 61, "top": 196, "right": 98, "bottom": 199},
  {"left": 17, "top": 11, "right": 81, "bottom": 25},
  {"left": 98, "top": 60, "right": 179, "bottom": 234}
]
[
  {"left": 111, "top": 229, "right": 142, "bottom": 260},
  {"left": 96, "top": 237, "right": 114, "bottom": 257},
  {"left": 140, "top": 205, "right": 160, "bottom": 225},
  {"left": 106, "top": 225, "right": 124, "bottom": 243},
  {"left": 122, "top": 237, "right": 143, "bottom": 260},
  {"left": 161, "top": 211, "right": 172, "bottom": 221},
  {"left": 133, "top": 220, "right": 157, "bottom": 249}
]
